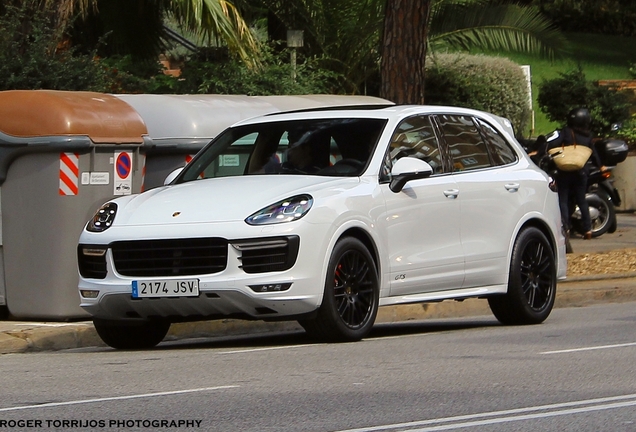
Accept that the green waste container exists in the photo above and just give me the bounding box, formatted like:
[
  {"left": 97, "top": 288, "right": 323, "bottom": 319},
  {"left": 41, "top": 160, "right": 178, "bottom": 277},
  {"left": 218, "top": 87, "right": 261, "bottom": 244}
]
[{"left": 0, "top": 90, "right": 150, "bottom": 320}]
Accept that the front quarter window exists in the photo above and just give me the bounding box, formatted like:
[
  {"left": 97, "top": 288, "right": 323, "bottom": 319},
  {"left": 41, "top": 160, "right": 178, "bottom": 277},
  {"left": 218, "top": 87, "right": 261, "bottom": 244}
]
[
  {"left": 179, "top": 130, "right": 260, "bottom": 182},
  {"left": 381, "top": 115, "right": 442, "bottom": 182}
]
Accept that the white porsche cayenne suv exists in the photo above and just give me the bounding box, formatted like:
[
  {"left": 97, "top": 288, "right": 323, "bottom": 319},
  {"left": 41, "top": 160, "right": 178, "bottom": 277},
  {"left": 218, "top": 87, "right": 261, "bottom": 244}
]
[{"left": 78, "top": 105, "right": 567, "bottom": 349}]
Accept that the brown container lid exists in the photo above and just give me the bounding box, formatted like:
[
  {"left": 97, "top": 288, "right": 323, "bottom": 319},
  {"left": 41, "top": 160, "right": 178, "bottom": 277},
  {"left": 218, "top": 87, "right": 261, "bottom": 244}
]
[{"left": 0, "top": 90, "right": 148, "bottom": 143}]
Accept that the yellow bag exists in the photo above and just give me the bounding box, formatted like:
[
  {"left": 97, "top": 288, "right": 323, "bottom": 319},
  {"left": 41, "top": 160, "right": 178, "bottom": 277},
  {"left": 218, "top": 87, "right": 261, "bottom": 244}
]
[
  {"left": 548, "top": 145, "right": 592, "bottom": 171},
  {"left": 547, "top": 130, "right": 592, "bottom": 172}
]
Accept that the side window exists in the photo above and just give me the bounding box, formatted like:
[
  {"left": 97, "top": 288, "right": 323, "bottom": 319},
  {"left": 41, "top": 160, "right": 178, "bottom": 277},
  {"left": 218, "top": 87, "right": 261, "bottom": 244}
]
[
  {"left": 437, "top": 114, "right": 492, "bottom": 172},
  {"left": 476, "top": 119, "right": 518, "bottom": 166},
  {"left": 385, "top": 115, "right": 443, "bottom": 175}
]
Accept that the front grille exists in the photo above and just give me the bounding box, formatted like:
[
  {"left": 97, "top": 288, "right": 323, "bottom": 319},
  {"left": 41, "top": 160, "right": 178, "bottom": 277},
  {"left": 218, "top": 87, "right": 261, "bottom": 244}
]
[
  {"left": 234, "top": 236, "right": 299, "bottom": 274},
  {"left": 111, "top": 238, "right": 228, "bottom": 277},
  {"left": 77, "top": 245, "right": 107, "bottom": 279}
]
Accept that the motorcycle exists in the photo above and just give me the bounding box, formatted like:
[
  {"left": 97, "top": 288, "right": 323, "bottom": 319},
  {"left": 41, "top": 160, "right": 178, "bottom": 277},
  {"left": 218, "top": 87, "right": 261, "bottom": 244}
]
[
  {"left": 523, "top": 129, "right": 628, "bottom": 238},
  {"left": 570, "top": 161, "right": 621, "bottom": 237}
]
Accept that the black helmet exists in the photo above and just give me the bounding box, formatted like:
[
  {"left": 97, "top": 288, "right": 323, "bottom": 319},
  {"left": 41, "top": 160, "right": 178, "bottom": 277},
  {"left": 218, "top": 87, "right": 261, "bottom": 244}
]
[{"left": 567, "top": 108, "right": 591, "bottom": 129}]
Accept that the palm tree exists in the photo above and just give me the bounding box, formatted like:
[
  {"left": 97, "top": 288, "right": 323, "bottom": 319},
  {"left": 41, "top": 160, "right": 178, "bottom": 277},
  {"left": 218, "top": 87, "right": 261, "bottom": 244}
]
[
  {"left": 428, "top": 0, "right": 567, "bottom": 58},
  {"left": 42, "top": 0, "right": 260, "bottom": 66}
]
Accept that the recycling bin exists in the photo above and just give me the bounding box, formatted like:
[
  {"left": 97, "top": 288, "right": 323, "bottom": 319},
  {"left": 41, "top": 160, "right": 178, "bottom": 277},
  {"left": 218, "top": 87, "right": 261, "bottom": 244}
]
[
  {"left": 0, "top": 90, "right": 149, "bottom": 320},
  {"left": 114, "top": 94, "right": 392, "bottom": 189}
]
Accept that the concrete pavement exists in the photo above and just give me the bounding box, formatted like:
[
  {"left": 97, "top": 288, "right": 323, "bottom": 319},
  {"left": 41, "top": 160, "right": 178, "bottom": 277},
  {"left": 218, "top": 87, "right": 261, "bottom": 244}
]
[{"left": 2, "top": 213, "right": 635, "bottom": 354}]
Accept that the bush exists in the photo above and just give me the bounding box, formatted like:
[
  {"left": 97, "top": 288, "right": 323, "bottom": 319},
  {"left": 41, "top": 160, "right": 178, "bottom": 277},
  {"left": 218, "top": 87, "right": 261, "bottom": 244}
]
[
  {"left": 616, "top": 114, "right": 636, "bottom": 151},
  {"left": 99, "top": 55, "right": 180, "bottom": 94},
  {"left": 424, "top": 53, "right": 531, "bottom": 137},
  {"left": 0, "top": 2, "right": 111, "bottom": 91},
  {"left": 537, "top": 67, "right": 631, "bottom": 135},
  {"left": 174, "top": 45, "right": 344, "bottom": 96}
]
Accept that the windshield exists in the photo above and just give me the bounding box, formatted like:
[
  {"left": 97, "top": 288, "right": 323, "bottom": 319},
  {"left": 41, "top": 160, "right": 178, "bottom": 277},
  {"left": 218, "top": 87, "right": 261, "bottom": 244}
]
[{"left": 178, "top": 118, "right": 387, "bottom": 182}]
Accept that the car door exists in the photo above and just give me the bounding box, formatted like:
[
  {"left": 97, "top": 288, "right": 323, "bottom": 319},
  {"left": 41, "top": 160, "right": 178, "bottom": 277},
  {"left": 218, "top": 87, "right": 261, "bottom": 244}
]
[
  {"left": 379, "top": 115, "right": 464, "bottom": 296},
  {"left": 435, "top": 114, "right": 522, "bottom": 288}
]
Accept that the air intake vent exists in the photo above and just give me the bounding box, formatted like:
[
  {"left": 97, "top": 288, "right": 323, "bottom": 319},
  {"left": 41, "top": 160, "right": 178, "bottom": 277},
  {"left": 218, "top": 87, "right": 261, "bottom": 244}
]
[
  {"left": 77, "top": 245, "right": 107, "bottom": 279},
  {"left": 234, "top": 236, "right": 299, "bottom": 274},
  {"left": 111, "top": 238, "right": 228, "bottom": 277}
]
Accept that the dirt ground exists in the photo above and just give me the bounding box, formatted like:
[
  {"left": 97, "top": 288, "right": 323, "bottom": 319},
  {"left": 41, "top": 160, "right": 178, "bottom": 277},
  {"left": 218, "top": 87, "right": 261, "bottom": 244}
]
[{"left": 567, "top": 248, "right": 636, "bottom": 276}]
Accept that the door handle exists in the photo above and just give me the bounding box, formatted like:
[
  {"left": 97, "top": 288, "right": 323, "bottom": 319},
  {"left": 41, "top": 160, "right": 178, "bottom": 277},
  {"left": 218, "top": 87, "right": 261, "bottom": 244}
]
[
  {"left": 504, "top": 183, "right": 520, "bottom": 192},
  {"left": 443, "top": 189, "right": 459, "bottom": 199}
]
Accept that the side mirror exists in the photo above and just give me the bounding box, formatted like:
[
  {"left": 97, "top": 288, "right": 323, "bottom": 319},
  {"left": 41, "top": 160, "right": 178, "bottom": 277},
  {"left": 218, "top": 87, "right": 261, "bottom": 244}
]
[
  {"left": 389, "top": 157, "right": 433, "bottom": 193},
  {"left": 164, "top": 167, "right": 184, "bottom": 185}
]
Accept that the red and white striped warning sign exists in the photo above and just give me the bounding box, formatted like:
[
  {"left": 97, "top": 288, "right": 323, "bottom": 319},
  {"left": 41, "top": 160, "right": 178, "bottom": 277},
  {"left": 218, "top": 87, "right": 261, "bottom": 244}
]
[{"left": 59, "top": 152, "right": 79, "bottom": 196}]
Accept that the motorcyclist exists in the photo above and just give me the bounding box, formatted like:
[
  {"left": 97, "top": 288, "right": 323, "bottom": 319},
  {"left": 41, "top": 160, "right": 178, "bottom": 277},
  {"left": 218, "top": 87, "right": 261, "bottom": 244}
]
[{"left": 540, "top": 108, "right": 607, "bottom": 240}]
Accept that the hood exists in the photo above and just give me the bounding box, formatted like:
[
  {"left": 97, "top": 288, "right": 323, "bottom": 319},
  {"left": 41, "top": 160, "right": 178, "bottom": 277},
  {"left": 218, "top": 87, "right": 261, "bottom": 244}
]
[{"left": 113, "top": 175, "right": 355, "bottom": 226}]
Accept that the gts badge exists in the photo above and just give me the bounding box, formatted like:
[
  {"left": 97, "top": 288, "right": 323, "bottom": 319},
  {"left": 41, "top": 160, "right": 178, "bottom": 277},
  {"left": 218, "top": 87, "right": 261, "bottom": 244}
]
[{"left": 395, "top": 274, "right": 406, "bottom": 281}]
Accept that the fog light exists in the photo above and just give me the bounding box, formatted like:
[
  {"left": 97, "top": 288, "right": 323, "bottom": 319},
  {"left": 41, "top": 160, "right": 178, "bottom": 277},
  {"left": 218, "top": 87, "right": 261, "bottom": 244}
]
[
  {"left": 80, "top": 290, "right": 99, "bottom": 298},
  {"left": 249, "top": 283, "right": 292, "bottom": 293}
]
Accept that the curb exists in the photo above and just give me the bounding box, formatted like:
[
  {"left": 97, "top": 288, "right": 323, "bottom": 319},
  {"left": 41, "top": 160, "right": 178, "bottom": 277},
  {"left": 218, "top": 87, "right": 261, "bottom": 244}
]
[{"left": 2, "top": 275, "right": 636, "bottom": 355}]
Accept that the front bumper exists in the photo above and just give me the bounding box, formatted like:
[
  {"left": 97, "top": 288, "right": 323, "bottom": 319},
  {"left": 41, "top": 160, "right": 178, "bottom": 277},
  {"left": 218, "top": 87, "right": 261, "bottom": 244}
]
[{"left": 78, "top": 228, "right": 330, "bottom": 321}]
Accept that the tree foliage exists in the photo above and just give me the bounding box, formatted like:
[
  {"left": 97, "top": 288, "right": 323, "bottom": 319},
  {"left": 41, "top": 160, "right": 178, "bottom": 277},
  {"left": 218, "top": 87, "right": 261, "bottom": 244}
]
[
  {"left": 534, "top": 0, "right": 636, "bottom": 37},
  {"left": 57, "top": 0, "right": 260, "bottom": 65},
  {"left": 254, "top": 0, "right": 385, "bottom": 95},
  {"left": 255, "top": 0, "right": 566, "bottom": 98},
  {"left": 175, "top": 43, "right": 343, "bottom": 95},
  {"left": 0, "top": 2, "right": 110, "bottom": 91},
  {"left": 537, "top": 67, "right": 632, "bottom": 135}
]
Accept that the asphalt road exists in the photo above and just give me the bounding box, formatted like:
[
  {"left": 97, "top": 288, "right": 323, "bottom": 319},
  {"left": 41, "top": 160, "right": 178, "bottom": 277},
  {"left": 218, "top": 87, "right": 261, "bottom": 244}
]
[{"left": 0, "top": 302, "right": 634, "bottom": 432}]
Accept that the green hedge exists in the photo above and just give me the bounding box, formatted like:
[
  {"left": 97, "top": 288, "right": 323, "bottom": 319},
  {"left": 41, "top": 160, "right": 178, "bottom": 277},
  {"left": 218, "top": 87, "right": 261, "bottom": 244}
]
[{"left": 425, "top": 53, "right": 531, "bottom": 137}]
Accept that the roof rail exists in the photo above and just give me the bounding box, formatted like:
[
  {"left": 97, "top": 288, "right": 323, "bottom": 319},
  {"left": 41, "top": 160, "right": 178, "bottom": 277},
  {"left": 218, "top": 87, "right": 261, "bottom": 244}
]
[{"left": 264, "top": 104, "right": 395, "bottom": 116}]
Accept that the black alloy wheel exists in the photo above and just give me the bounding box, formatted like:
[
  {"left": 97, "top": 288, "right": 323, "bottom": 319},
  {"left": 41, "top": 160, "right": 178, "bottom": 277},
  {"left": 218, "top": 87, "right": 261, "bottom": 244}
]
[
  {"left": 488, "top": 227, "right": 556, "bottom": 325},
  {"left": 333, "top": 250, "right": 375, "bottom": 330},
  {"left": 299, "top": 237, "right": 379, "bottom": 342}
]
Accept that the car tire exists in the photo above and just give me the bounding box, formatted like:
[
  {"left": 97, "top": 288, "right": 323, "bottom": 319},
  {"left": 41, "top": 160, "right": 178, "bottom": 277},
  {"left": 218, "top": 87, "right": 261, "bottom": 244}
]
[
  {"left": 488, "top": 227, "right": 556, "bottom": 325},
  {"left": 299, "top": 237, "right": 379, "bottom": 342},
  {"left": 93, "top": 319, "right": 170, "bottom": 350}
]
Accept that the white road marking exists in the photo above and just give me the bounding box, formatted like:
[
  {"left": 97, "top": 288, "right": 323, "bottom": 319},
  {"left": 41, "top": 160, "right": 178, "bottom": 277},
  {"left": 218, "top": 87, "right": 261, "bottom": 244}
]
[
  {"left": 335, "top": 393, "right": 636, "bottom": 432},
  {"left": 0, "top": 386, "right": 239, "bottom": 412},
  {"left": 219, "top": 344, "right": 318, "bottom": 354},
  {"left": 541, "top": 342, "right": 636, "bottom": 354}
]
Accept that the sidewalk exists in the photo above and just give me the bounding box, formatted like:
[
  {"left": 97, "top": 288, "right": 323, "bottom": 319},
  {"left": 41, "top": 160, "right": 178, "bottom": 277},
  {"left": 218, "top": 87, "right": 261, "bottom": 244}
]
[
  {"left": 2, "top": 274, "right": 635, "bottom": 354},
  {"left": 2, "top": 213, "right": 635, "bottom": 354}
]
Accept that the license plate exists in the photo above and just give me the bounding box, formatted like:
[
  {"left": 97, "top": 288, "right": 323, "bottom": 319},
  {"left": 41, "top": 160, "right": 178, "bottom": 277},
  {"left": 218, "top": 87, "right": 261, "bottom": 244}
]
[{"left": 132, "top": 279, "right": 199, "bottom": 298}]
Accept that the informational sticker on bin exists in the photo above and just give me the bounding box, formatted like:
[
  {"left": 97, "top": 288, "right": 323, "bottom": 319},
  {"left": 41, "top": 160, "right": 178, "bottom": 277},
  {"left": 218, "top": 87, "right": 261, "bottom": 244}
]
[
  {"left": 113, "top": 151, "right": 133, "bottom": 195},
  {"left": 81, "top": 172, "right": 110, "bottom": 185}
]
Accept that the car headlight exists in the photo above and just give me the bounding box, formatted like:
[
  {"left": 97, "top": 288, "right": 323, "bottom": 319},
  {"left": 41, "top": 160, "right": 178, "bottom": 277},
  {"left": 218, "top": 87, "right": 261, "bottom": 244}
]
[
  {"left": 245, "top": 195, "right": 313, "bottom": 225},
  {"left": 86, "top": 202, "right": 118, "bottom": 232}
]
